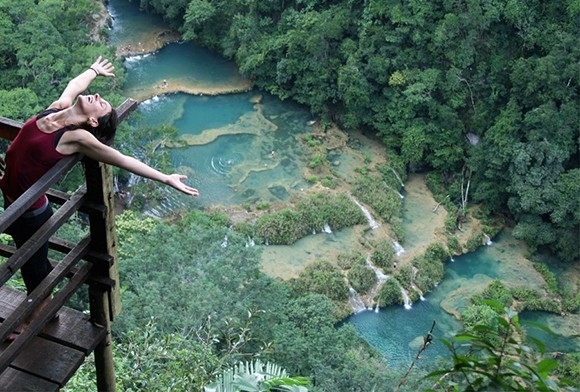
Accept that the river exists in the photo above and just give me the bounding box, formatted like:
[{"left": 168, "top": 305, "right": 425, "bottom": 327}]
[{"left": 107, "top": 0, "right": 580, "bottom": 368}]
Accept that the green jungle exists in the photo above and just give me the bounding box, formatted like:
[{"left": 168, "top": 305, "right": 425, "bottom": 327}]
[{"left": 0, "top": 0, "right": 578, "bottom": 391}]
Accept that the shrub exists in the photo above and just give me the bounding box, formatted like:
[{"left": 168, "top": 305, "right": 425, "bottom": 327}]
[
  {"left": 377, "top": 278, "right": 403, "bottom": 306},
  {"left": 256, "top": 208, "right": 305, "bottom": 245},
  {"left": 297, "top": 192, "right": 365, "bottom": 232},
  {"left": 291, "top": 260, "right": 349, "bottom": 302},
  {"left": 429, "top": 302, "right": 568, "bottom": 391},
  {"left": 336, "top": 251, "right": 366, "bottom": 270},
  {"left": 348, "top": 264, "right": 377, "bottom": 294},
  {"left": 371, "top": 239, "right": 396, "bottom": 271},
  {"left": 352, "top": 174, "right": 402, "bottom": 223}
]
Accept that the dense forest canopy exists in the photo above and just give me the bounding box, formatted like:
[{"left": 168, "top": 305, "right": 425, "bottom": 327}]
[
  {"left": 135, "top": 0, "right": 580, "bottom": 263},
  {"left": 1, "top": 0, "right": 579, "bottom": 390},
  {"left": 0, "top": 0, "right": 577, "bottom": 260}
]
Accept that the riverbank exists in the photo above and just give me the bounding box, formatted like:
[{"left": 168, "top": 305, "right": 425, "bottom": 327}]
[{"left": 124, "top": 78, "right": 253, "bottom": 102}]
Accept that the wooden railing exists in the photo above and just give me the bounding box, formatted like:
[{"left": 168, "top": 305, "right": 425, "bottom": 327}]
[{"left": 0, "top": 99, "right": 138, "bottom": 391}]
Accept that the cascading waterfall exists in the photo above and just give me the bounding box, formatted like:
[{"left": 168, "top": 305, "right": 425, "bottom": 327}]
[
  {"left": 483, "top": 233, "right": 493, "bottom": 246},
  {"left": 385, "top": 182, "right": 405, "bottom": 199},
  {"left": 389, "top": 167, "right": 405, "bottom": 188},
  {"left": 352, "top": 198, "right": 380, "bottom": 229},
  {"left": 366, "top": 255, "right": 388, "bottom": 282},
  {"left": 348, "top": 287, "right": 367, "bottom": 313},
  {"left": 392, "top": 240, "right": 405, "bottom": 256},
  {"left": 400, "top": 286, "right": 412, "bottom": 310},
  {"left": 322, "top": 223, "right": 332, "bottom": 233},
  {"left": 411, "top": 267, "right": 426, "bottom": 301}
]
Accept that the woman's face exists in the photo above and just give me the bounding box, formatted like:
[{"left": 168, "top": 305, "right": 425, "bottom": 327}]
[{"left": 78, "top": 94, "right": 112, "bottom": 120}]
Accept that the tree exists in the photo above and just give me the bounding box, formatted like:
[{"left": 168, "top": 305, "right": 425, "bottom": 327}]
[
  {"left": 428, "top": 301, "right": 573, "bottom": 391},
  {"left": 204, "top": 359, "right": 309, "bottom": 392}
]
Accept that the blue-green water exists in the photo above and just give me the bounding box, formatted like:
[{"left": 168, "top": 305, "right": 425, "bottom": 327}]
[
  {"left": 108, "top": 0, "right": 580, "bottom": 367},
  {"left": 348, "top": 236, "right": 580, "bottom": 366},
  {"left": 132, "top": 88, "right": 313, "bottom": 207}
]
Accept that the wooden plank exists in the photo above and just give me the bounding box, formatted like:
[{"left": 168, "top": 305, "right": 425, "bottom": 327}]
[
  {"left": 0, "top": 189, "right": 87, "bottom": 288},
  {"left": 2, "top": 336, "right": 85, "bottom": 386},
  {"left": 0, "top": 367, "right": 59, "bottom": 392},
  {"left": 0, "top": 287, "right": 106, "bottom": 354},
  {"left": 0, "top": 238, "right": 90, "bottom": 346},
  {"left": 0, "top": 155, "right": 81, "bottom": 234}
]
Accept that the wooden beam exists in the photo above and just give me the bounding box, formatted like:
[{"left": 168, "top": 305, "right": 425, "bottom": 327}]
[{"left": 0, "top": 116, "right": 22, "bottom": 141}]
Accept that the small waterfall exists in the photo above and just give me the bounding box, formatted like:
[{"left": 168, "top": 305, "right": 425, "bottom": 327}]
[
  {"left": 245, "top": 237, "right": 255, "bottom": 247},
  {"left": 385, "top": 182, "right": 405, "bottom": 199},
  {"left": 322, "top": 223, "right": 332, "bottom": 234},
  {"left": 411, "top": 267, "right": 426, "bottom": 301},
  {"left": 366, "top": 255, "right": 388, "bottom": 282},
  {"left": 483, "top": 233, "right": 493, "bottom": 246},
  {"left": 400, "top": 287, "right": 412, "bottom": 310},
  {"left": 348, "top": 287, "right": 367, "bottom": 313},
  {"left": 392, "top": 240, "right": 405, "bottom": 256},
  {"left": 352, "top": 198, "right": 380, "bottom": 229},
  {"left": 389, "top": 167, "right": 405, "bottom": 188},
  {"left": 374, "top": 300, "right": 380, "bottom": 313},
  {"left": 220, "top": 235, "right": 228, "bottom": 248}
]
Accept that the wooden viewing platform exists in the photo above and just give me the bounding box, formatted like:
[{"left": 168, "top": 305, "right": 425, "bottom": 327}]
[{"left": 0, "top": 99, "right": 138, "bottom": 391}]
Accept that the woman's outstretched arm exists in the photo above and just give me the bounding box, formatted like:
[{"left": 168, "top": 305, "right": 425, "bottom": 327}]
[
  {"left": 48, "top": 56, "right": 116, "bottom": 110},
  {"left": 58, "top": 129, "right": 199, "bottom": 196}
]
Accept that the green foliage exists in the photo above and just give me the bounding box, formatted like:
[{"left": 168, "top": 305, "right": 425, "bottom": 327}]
[
  {"left": 114, "top": 211, "right": 158, "bottom": 259},
  {"left": 377, "top": 278, "right": 403, "bottom": 306},
  {"left": 205, "top": 359, "right": 310, "bottom": 392},
  {"left": 447, "top": 236, "right": 461, "bottom": 254},
  {"left": 256, "top": 208, "right": 304, "bottom": 245},
  {"left": 336, "top": 251, "right": 366, "bottom": 270},
  {"left": 370, "top": 239, "right": 395, "bottom": 271},
  {"left": 179, "top": 209, "right": 230, "bottom": 230},
  {"left": 347, "top": 264, "right": 377, "bottom": 295},
  {"left": 253, "top": 192, "right": 365, "bottom": 245},
  {"left": 424, "top": 243, "right": 450, "bottom": 264},
  {"left": 533, "top": 263, "right": 559, "bottom": 294},
  {"left": 307, "top": 153, "right": 324, "bottom": 170},
  {"left": 473, "top": 280, "right": 513, "bottom": 308},
  {"left": 305, "top": 175, "right": 317, "bottom": 184},
  {"left": 290, "top": 260, "right": 349, "bottom": 303},
  {"left": 555, "top": 353, "right": 580, "bottom": 387},
  {"left": 428, "top": 302, "right": 570, "bottom": 391},
  {"left": 67, "top": 316, "right": 271, "bottom": 392},
  {"left": 352, "top": 174, "right": 403, "bottom": 223},
  {"left": 511, "top": 287, "right": 562, "bottom": 314},
  {"left": 115, "top": 221, "right": 264, "bottom": 333},
  {"left": 465, "top": 231, "right": 484, "bottom": 252},
  {"left": 320, "top": 176, "right": 338, "bottom": 189},
  {"left": 268, "top": 293, "right": 395, "bottom": 390},
  {"left": 256, "top": 201, "right": 271, "bottom": 211},
  {"left": 411, "top": 255, "right": 445, "bottom": 293},
  {"left": 297, "top": 192, "right": 365, "bottom": 234}
]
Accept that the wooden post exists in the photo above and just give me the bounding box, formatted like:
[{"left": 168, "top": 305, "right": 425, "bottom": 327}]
[
  {"left": 84, "top": 159, "right": 119, "bottom": 392},
  {"left": 84, "top": 99, "right": 138, "bottom": 391},
  {"left": 90, "top": 285, "right": 116, "bottom": 391}
]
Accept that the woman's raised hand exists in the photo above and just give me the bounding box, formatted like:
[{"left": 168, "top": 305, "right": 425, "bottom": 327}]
[
  {"left": 166, "top": 174, "right": 199, "bottom": 196},
  {"left": 90, "top": 56, "right": 115, "bottom": 78}
]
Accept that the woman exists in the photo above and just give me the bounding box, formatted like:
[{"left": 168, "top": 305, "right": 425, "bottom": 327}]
[{"left": 1, "top": 56, "right": 199, "bottom": 340}]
